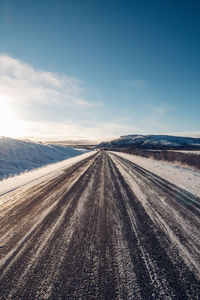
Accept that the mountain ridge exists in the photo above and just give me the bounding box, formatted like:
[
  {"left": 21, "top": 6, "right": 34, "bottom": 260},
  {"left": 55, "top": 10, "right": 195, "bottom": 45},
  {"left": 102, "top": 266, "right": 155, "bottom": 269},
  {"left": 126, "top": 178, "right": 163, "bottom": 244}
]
[{"left": 98, "top": 134, "right": 200, "bottom": 150}]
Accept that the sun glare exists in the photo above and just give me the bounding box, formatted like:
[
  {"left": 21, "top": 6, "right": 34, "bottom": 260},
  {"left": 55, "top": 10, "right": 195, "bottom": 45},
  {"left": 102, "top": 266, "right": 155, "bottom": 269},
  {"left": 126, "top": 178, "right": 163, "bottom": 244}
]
[{"left": 0, "top": 100, "right": 22, "bottom": 138}]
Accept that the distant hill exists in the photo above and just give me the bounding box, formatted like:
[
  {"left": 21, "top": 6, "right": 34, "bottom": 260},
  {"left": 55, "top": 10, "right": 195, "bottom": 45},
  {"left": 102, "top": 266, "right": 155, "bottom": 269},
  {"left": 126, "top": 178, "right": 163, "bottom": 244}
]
[
  {"left": 98, "top": 134, "right": 200, "bottom": 150},
  {"left": 0, "top": 137, "right": 87, "bottom": 179}
]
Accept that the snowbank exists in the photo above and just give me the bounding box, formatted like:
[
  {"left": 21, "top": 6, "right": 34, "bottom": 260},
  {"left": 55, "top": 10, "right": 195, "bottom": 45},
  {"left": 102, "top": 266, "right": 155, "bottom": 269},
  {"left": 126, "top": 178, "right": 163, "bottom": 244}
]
[
  {"left": 0, "top": 137, "right": 87, "bottom": 179},
  {"left": 109, "top": 151, "right": 200, "bottom": 198},
  {"left": 0, "top": 151, "right": 95, "bottom": 198}
]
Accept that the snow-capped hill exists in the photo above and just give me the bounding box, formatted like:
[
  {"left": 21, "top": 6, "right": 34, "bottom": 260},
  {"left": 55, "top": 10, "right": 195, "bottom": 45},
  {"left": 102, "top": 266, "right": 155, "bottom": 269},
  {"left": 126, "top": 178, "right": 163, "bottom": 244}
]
[
  {"left": 0, "top": 137, "right": 87, "bottom": 179},
  {"left": 98, "top": 134, "right": 200, "bottom": 150}
]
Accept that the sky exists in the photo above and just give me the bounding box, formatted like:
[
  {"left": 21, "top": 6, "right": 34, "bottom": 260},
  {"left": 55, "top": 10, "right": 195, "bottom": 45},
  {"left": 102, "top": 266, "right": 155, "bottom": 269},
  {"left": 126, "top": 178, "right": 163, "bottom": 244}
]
[{"left": 0, "top": 0, "right": 200, "bottom": 141}]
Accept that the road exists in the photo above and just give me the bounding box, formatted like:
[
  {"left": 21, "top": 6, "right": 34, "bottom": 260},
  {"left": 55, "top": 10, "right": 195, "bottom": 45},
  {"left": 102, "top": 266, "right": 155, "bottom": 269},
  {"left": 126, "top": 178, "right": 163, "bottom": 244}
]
[{"left": 0, "top": 151, "right": 199, "bottom": 299}]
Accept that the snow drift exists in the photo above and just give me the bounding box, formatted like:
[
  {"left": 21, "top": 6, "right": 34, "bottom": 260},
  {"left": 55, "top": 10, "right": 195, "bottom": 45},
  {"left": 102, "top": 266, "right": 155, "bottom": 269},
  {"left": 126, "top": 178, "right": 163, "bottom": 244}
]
[{"left": 0, "top": 137, "right": 87, "bottom": 179}]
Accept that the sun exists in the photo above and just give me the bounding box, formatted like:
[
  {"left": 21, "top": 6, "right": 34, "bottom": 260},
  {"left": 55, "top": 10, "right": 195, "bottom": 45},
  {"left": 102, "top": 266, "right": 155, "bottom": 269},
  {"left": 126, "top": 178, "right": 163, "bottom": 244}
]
[{"left": 0, "top": 100, "right": 22, "bottom": 138}]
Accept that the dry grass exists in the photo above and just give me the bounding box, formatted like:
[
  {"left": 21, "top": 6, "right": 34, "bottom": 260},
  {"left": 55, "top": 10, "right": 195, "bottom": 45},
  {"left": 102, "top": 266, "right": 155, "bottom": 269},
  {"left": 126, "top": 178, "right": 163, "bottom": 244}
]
[{"left": 111, "top": 148, "right": 200, "bottom": 170}]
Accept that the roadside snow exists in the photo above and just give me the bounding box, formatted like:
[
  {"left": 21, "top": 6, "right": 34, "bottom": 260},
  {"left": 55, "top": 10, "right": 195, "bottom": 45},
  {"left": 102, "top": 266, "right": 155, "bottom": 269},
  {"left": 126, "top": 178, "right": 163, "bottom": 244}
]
[
  {"left": 0, "top": 151, "right": 95, "bottom": 198},
  {"left": 169, "top": 150, "right": 200, "bottom": 155},
  {"left": 0, "top": 137, "right": 87, "bottom": 179},
  {"left": 109, "top": 151, "right": 200, "bottom": 198}
]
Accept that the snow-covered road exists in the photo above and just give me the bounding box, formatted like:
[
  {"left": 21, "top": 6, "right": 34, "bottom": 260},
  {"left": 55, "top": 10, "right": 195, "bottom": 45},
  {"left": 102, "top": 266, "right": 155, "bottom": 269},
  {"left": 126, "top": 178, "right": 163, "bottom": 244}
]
[{"left": 0, "top": 151, "right": 199, "bottom": 299}]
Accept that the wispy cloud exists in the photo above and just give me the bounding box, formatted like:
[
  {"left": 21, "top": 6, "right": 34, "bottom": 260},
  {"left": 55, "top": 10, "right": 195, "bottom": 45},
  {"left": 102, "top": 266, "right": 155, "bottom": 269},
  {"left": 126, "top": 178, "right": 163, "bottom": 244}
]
[
  {"left": 18, "top": 119, "right": 138, "bottom": 141},
  {"left": 0, "top": 53, "right": 101, "bottom": 107},
  {"left": 142, "top": 103, "right": 173, "bottom": 130},
  {"left": 1, "top": 54, "right": 161, "bottom": 140}
]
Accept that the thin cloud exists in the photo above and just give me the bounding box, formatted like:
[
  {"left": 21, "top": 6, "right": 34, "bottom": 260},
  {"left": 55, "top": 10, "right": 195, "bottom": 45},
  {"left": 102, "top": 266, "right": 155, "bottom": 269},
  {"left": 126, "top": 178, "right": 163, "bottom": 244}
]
[
  {"left": 17, "top": 119, "right": 138, "bottom": 141},
  {"left": 142, "top": 103, "right": 173, "bottom": 130},
  {"left": 0, "top": 53, "right": 100, "bottom": 107}
]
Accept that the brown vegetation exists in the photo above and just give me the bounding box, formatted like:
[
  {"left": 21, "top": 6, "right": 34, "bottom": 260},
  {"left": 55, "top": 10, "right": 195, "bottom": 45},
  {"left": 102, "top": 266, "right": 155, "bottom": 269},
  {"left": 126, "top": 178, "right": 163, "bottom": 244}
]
[{"left": 110, "top": 147, "right": 200, "bottom": 170}]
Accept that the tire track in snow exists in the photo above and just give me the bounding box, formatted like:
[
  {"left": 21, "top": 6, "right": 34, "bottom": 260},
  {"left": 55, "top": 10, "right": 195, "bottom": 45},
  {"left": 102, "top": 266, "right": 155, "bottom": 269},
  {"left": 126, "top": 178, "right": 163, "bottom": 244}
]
[
  {"left": 109, "top": 152, "right": 200, "bottom": 299},
  {"left": 0, "top": 151, "right": 199, "bottom": 299}
]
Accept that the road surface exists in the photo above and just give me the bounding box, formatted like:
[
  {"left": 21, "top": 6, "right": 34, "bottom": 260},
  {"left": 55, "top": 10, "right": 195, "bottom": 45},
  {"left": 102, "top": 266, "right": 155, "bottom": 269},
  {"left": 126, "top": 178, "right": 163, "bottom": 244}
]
[{"left": 0, "top": 151, "right": 199, "bottom": 299}]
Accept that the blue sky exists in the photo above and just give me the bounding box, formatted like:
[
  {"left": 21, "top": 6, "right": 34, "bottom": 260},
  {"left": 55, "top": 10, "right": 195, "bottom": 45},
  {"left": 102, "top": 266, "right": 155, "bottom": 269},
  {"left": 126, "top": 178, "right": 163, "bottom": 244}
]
[{"left": 0, "top": 0, "right": 200, "bottom": 140}]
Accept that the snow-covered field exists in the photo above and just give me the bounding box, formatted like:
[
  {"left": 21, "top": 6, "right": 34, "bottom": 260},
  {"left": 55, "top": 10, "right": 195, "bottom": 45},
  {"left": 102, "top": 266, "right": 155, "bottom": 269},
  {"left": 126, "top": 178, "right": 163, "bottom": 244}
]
[
  {"left": 110, "top": 151, "right": 200, "bottom": 198},
  {"left": 0, "top": 150, "right": 95, "bottom": 198},
  {"left": 169, "top": 150, "right": 200, "bottom": 155},
  {"left": 0, "top": 137, "right": 87, "bottom": 179}
]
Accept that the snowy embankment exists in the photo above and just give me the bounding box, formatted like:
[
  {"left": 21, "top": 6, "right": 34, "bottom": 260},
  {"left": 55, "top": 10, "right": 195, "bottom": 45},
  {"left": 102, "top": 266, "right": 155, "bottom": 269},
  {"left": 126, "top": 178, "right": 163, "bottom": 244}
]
[
  {"left": 0, "top": 137, "right": 87, "bottom": 179},
  {"left": 110, "top": 151, "right": 200, "bottom": 198},
  {"left": 0, "top": 150, "right": 95, "bottom": 198},
  {"left": 170, "top": 150, "right": 200, "bottom": 155}
]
